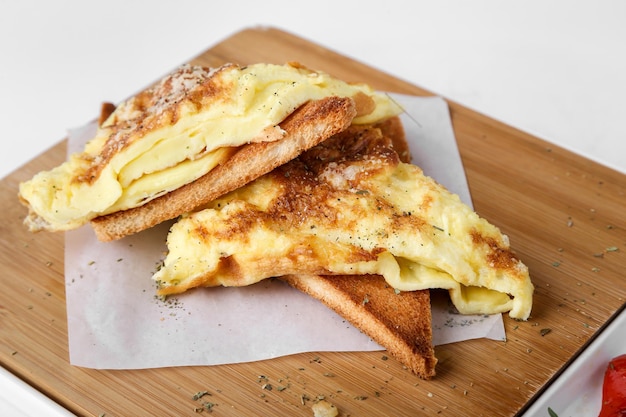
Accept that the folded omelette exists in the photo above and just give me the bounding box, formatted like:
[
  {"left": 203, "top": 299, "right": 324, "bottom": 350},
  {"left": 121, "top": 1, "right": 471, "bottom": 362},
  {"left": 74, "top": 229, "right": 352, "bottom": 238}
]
[
  {"left": 153, "top": 123, "right": 534, "bottom": 320},
  {"left": 18, "top": 62, "right": 400, "bottom": 233}
]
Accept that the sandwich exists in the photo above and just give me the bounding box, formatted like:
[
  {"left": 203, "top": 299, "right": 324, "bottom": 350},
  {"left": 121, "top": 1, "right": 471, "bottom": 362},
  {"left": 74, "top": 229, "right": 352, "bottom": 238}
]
[
  {"left": 19, "top": 61, "right": 533, "bottom": 379},
  {"left": 18, "top": 62, "right": 402, "bottom": 241},
  {"left": 152, "top": 118, "right": 533, "bottom": 376}
]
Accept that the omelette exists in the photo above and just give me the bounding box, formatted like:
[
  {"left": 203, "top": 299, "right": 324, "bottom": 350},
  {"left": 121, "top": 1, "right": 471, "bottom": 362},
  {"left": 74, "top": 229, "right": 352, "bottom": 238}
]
[
  {"left": 154, "top": 122, "right": 534, "bottom": 320},
  {"left": 18, "top": 62, "right": 401, "bottom": 236}
]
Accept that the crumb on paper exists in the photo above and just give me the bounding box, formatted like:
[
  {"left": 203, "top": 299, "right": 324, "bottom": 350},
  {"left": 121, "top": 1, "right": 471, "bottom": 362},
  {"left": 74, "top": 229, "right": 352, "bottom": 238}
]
[{"left": 312, "top": 400, "right": 338, "bottom": 417}]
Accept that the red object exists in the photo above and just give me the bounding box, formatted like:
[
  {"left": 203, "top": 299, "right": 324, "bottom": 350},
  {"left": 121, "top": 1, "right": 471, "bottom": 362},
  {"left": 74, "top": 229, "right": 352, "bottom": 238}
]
[{"left": 599, "top": 354, "right": 626, "bottom": 416}]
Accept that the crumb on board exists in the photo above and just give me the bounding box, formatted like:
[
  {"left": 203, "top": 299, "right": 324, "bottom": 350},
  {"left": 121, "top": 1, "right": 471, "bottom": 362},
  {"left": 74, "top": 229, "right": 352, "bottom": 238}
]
[{"left": 312, "top": 399, "right": 339, "bottom": 417}]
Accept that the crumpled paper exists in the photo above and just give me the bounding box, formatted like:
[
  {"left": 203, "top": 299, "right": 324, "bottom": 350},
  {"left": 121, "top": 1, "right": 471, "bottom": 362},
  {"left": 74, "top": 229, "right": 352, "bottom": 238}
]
[{"left": 65, "top": 94, "right": 505, "bottom": 369}]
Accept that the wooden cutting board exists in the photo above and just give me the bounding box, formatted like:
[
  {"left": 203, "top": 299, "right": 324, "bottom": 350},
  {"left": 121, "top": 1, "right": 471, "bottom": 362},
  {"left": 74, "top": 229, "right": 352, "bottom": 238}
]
[{"left": 1, "top": 27, "right": 625, "bottom": 416}]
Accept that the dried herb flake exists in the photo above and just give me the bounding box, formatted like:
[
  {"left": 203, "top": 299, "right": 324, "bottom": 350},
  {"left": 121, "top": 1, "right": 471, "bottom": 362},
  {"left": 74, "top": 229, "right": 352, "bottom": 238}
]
[{"left": 192, "top": 391, "right": 210, "bottom": 401}]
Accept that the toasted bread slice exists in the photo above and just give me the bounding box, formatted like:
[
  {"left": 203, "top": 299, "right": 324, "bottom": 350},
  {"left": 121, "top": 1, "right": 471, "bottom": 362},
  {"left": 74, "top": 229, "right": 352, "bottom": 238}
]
[
  {"left": 280, "top": 274, "right": 436, "bottom": 379},
  {"left": 90, "top": 96, "right": 357, "bottom": 241}
]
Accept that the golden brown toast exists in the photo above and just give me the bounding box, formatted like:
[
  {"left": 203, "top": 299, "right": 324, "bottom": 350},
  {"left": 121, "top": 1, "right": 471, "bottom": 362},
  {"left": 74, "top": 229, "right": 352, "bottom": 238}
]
[
  {"left": 281, "top": 274, "right": 437, "bottom": 379},
  {"left": 90, "top": 96, "right": 357, "bottom": 241}
]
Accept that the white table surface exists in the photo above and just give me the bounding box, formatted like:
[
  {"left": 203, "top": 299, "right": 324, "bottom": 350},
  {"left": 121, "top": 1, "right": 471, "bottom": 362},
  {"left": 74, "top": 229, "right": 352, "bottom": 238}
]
[{"left": 1, "top": 1, "right": 625, "bottom": 415}]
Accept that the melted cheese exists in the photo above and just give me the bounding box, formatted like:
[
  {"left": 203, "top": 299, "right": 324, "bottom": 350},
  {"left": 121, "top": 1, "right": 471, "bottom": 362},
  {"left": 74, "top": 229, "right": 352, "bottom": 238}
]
[
  {"left": 19, "top": 63, "right": 401, "bottom": 232},
  {"left": 154, "top": 128, "right": 534, "bottom": 320}
]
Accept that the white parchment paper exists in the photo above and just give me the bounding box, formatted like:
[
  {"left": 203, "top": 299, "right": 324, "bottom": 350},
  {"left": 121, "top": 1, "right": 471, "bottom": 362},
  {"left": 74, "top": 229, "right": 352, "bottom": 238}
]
[{"left": 65, "top": 94, "right": 505, "bottom": 369}]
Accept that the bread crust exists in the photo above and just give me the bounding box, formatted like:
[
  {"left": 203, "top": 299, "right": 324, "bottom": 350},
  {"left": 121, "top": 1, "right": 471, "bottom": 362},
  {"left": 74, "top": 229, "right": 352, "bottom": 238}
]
[
  {"left": 91, "top": 96, "right": 357, "bottom": 241},
  {"left": 281, "top": 274, "right": 437, "bottom": 379}
]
